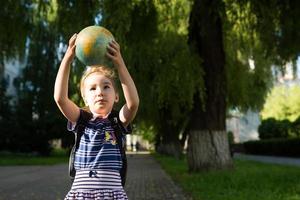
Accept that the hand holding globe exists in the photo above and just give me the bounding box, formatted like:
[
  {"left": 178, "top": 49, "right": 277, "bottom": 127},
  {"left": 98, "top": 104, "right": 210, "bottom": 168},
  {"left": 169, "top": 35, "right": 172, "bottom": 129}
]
[{"left": 75, "top": 26, "right": 115, "bottom": 67}]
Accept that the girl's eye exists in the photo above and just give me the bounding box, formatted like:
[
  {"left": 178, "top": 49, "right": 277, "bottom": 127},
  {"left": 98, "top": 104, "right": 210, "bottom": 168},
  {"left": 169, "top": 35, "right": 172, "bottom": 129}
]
[
  {"left": 90, "top": 87, "right": 96, "bottom": 91},
  {"left": 104, "top": 85, "right": 110, "bottom": 89}
]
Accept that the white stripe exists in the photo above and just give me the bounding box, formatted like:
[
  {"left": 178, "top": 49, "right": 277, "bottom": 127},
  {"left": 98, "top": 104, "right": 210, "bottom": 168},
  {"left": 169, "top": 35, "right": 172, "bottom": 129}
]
[
  {"left": 79, "top": 143, "right": 102, "bottom": 147},
  {"left": 71, "top": 170, "right": 123, "bottom": 190},
  {"left": 76, "top": 170, "right": 120, "bottom": 176},
  {"left": 74, "top": 162, "right": 122, "bottom": 167},
  {"left": 81, "top": 139, "right": 104, "bottom": 144},
  {"left": 77, "top": 149, "right": 119, "bottom": 154},
  {"left": 74, "top": 154, "right": 121, "bottom": 158},
  {"left": 75, "top": 153, "right": 121, "bottom": 158},
  {"left": 78, "top": 160, "right": 122, "bottom": 165},
  {"left": 73, "top": 181, "right": 122, "bottom": 186},
  {"left": 74, "top": 175, "right": 121, "bottom": 180},
  {"left": 77, "top": 149, "right": 119, "bottom": 153},
  {"left": 74, "top": 155, "right": 121, "bottom": 160}
]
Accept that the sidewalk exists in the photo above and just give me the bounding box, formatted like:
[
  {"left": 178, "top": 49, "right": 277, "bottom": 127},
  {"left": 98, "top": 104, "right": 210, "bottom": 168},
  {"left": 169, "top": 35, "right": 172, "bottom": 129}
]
[
  {"left": 125, "top": 152, "right": 188, "bottom": 200},
  {"left": 0, "top": 153, "right": 188, "bottom": 200},
  {"left": 234, "top": 153, "right": 300, "bottom": 167}
]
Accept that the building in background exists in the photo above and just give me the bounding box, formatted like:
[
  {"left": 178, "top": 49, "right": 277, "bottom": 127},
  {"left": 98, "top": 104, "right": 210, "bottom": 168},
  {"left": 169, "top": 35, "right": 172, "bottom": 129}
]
[{"left": 226, "top": 110, "right": 260, "bottom": 143}]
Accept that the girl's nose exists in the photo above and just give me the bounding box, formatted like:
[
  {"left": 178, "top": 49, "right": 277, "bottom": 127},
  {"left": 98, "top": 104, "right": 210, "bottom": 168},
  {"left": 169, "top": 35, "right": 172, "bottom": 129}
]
[{"left": 96, "top": 87, "right": 103, "bottom": 96}]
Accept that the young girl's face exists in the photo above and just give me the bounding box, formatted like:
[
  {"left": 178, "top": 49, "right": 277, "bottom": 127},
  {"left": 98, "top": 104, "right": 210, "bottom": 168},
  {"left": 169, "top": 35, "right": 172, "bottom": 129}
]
[{"left": 83, "top": 72, "right": 118, "bottom": 117}]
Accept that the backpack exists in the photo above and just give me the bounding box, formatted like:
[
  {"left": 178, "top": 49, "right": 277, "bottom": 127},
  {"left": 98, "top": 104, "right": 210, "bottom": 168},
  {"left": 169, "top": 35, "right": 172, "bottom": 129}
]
[{"left": 68, "top": 109, "right": 130, "bottom": 186}]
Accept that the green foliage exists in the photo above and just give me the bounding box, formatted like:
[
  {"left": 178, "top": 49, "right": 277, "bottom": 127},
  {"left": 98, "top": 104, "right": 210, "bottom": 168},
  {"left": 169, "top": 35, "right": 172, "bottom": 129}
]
[
  {"left": 0, "top": 0, "right": 169, "bottom": 153},
  {"left": 291, "top": 116, "right": 300, "bottom": 138},
  {"left": 154, "top": 0, "right": 191, "bottom": 35},
  {"left": 135, "top": 122, "right": 156, "bottom": 144},
  {"left": 258, "top": 118, "right": 291, "bottom": 139},
  {"left": 56, "top": 0, "right": 100, "bottom": 37},
  {"left": 0, "top": 149, "right": 68, "bottom": 166},
  {"left": 249, "top": 1, "right": 300, "bottom": 64},
  {"left": 1, "top": 0, "right": 300, "bottom": 154},
  {"left": 102, "top": 0, "right": 203, "bottom": 138},
  {"left": 100, "top": 0, "right": 133, "bottom": 45},
  {"left": 261, "top": 85, "right": 300, "bottom": 122},
  {"left": 244, "top": 138, "right": 300, "bottom": 157},
  {"left": 0, "top": 77, "right": 14, "bottom": 151},
  {"left": 154, "top": 32, "right": 203, "bottom": 124},
  {"left": 223, "top": 1, "right": 300, "bottom": 111},
  {"left": 224, "top": 0, "right": 273, "bottom": 111},
  {"left": 0, "top": 1, "right": 33, "bottom": 60}
]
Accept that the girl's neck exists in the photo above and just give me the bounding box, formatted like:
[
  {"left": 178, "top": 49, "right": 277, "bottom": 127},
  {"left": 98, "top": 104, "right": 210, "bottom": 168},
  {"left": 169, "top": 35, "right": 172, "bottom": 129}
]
[{"left": 92, "top": 111, "right": 111, "bottom": 119}]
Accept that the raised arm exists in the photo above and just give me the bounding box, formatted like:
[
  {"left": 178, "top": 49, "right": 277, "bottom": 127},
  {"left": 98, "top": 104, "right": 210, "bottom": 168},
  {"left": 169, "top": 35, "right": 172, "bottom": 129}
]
[
  {"left": 107, "top": 40, "right": 139, "bottom": 127},
  {"left": 54, "top": 34, "right": 80, "bottom": 123}
]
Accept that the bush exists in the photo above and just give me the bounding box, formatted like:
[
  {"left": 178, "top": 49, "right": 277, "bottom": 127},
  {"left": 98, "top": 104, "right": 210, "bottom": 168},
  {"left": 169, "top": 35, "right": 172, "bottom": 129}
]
[
  {"left": 258, "top": 118, "right": 291, "bottom": 139},
  {"left": 291, "top": 116, "right": 300, "bottom": 137},
  {"left": 244, "top": 138, "right": 300, "bottom": 157}
]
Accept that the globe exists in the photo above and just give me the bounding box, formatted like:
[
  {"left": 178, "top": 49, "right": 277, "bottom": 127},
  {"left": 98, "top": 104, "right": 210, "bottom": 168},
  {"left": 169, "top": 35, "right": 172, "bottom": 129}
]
[{"left": 75, "top": 25, "right": 114, "bottom": 67}]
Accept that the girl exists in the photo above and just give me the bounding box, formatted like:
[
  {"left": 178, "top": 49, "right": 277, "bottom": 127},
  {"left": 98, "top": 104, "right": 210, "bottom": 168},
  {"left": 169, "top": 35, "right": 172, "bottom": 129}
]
[{"left": 54, "top": 33, "right": 139, "bottom": 200}]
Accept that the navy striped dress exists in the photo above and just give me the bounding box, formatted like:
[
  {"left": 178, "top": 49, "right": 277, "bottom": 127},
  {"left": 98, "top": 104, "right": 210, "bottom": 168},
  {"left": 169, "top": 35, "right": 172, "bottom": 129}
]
[{"left": 65, "top": 109, "right": 128, "bottom": 200}]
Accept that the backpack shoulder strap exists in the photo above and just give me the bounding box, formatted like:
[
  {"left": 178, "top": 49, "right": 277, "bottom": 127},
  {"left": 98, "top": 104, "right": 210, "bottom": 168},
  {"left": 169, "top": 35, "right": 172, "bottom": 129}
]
[
  {"left": 108, "top": 110, "right": 133, "bottom": 134},
  {"left": 75, "top": 109, "right": 93, "bottom": 147},
  {"left": 107, "top": 109, "right": 130, "bottom": 186},
  {"left": 108, "top": 110, "right": 126, "bottom": 154}
]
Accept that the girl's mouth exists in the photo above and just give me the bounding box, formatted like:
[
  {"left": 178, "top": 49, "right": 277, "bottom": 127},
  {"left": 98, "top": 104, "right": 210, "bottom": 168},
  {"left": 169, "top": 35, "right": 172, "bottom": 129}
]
[{"left": 96, "top": 99, "right": 106, "bottom": 104}]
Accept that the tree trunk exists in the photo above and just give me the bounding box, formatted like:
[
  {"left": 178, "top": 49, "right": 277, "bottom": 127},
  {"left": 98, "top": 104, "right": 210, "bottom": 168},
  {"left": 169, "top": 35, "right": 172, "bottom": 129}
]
[
  {"left": 157, "top": 126, "right": 182, "bottom": 159},
  {"left": 188, "top": 130, "right": 232, "bottom": 170},
  {"left": 187, "top": 0, "right": 233, "bottom": 171},
  {"left": 156, "top": 108, "right": 182, "bottom": 159}
]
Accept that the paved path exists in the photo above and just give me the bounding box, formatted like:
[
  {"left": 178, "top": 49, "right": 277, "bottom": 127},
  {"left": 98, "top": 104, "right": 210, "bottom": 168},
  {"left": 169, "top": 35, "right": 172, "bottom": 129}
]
[
  {"left": 0, "top": 153, "right": 188, "bottom": 200},
  {"left": 125, "top": 152, "right": 188, "bottom": 200},
  {"left": 0, "top": 164, "right": 70, "bottom": 200},
  {"left": 234, "top": 153, "right": 300, "bottom": 167}
]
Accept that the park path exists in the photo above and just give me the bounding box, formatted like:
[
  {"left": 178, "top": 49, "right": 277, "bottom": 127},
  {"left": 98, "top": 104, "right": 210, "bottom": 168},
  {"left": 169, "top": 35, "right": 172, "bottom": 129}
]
[
  {"left": 234, "top": 153, "right": 300, "bottom": 167},
  {"left": 125, "top": 152, "right": 188, "bottom": 200},
  {"left": 0, "top": 164, "right": 70, "bottom": 200},
  {"left": 0, "top": 153, "right": 188, "bottom": 200}
]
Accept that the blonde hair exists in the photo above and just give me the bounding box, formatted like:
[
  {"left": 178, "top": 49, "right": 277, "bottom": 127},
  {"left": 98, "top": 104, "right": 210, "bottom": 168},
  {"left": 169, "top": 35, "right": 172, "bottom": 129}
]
[{"left": 80, "top": 65, "right": 116, "bottom": 99}]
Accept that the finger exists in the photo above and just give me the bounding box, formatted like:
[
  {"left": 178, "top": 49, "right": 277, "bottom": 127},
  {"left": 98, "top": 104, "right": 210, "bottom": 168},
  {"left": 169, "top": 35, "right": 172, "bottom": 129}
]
[
  {"left": 109, "top": 41, "right": 119, "bottom": 50},
  {"left": 111, "top": 39, "right": 118, "bottom": 45},
  {"left": 69, "top": 33, "right": 77, "bottom": 45},
  {"left": 70, "top": 44, "right": 76, "bottom": 52},
  {"left": 106, "top": 51, "right": 115, "bottom": 60},
  {"left": 107, "top": 45, "right": 117, "bottom": 55},
  {"left": 112, "top": 40, "right": 120, "bottom": 49}
]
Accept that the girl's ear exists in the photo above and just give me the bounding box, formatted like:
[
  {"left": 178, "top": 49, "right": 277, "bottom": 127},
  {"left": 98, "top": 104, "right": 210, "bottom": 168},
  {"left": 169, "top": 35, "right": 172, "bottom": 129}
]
[{"left": 115, "top": 93, "right": 119, "bottom": 103}]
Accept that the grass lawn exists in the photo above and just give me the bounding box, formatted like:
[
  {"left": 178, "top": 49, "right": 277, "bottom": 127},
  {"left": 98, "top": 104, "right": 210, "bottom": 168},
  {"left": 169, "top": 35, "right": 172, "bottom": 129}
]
[
  {"left": 154, "top": 154, "right": 300, "bottom": 200},
  {"left": 0, "top": 149, "right": 69, "bottom": 166}
]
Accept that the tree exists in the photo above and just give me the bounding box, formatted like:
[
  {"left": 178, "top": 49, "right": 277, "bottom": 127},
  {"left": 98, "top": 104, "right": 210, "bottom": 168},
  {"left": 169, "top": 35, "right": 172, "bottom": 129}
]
[
  {"left": 187, "top": 0, "right": 233, "bottom": 171},
  {"left": 0, "top": 1, "right": 101, "bottom": 154},
  {"left": 1, "top": 0, "right": 299, "bottom": 160},
  {"left": 224, "top": 0, "right": 273, "bottom": 111},
  {"left": 12, "top": 2, "right": 61, "bottom": 154},
  {"left": 187, "top": 0, "right": 300, "bottom": 171},
  {"left": 101, "top": 0, "right": 204, "bottom": 158},
  {"left": 0, "top": 77, "right": 14, "bottom": 151}
]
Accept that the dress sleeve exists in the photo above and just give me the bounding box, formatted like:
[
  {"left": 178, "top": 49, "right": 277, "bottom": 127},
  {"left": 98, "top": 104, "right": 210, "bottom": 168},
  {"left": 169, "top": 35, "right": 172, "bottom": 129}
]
[{"left": 67, "top": 109, "right": 89, "bottom": 132}]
